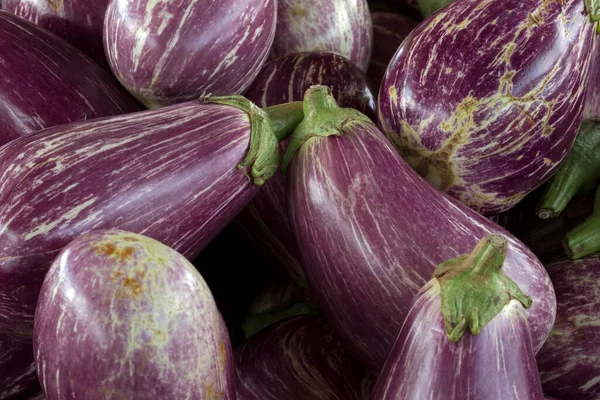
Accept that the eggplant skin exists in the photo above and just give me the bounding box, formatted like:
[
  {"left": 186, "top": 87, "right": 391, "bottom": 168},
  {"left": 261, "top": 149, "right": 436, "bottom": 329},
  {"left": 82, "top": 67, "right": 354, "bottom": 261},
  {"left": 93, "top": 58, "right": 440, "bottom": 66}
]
[
  {"left": 0, "top": 11, "right": 141, "bottom": 147},
  {"left": 288, "top": 118, "right": 555, "bottom": 370},
  {"left": 2, "top": 0, "right": 110, "bottom": 66},
  {"left": 270, "top": 0, "right": 373, "bottom": 72},
  {"left": 372, "top": 280, "right": 544, "bottom": 400},
  {"left": 104, "top": 0, "right": 276, "bottom": 108},
  {"left": 378, "top": 0, "right": 595, "bottom": 215},
  {"left": 537, "top": 258, "right": 600, "bottom": 400},
  {"left": 0, "top": 339, "right": 39, "bottom": 400},
  {"left": 33, "top": 229, "right": 235, "bottom": 400},
  {"left": 235, "top": 315, "right": 373, "bottom": 400},
  {"left": 0, "top": 102, "right": 258, "bottom": 342}
]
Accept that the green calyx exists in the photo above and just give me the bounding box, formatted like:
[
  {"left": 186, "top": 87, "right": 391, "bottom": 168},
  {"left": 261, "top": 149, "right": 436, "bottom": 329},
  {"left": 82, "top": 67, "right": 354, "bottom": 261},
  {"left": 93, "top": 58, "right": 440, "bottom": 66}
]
[
  {"left": 564, "top": 185, "right": 600, "bottom": 259},
  {"left": 434, "top": 235, "right": 532, "bottom": 342},
  {"left": 241, "top": 301, "right": 317, "bottom": 340},
  {"left": 538, "top": 119, "right": 600, "bottom": 219},
  {"left": 199, "top": 94, "right": 303, "bottom": 185},
  {"left": 281, "top": 85, "right": 372, "bottom": 174},
  {"left": 418, "top": 0, "right": 454, "bottom": 17},
  {"left": 585, "top": 0, "right": 600, "bottom": 32}
]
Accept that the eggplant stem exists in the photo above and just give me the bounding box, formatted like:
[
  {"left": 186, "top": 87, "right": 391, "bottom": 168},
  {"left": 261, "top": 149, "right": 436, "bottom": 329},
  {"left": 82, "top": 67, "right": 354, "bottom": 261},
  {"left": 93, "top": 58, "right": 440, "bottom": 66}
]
[{"left": 564, "top": 185, "right": 600, "bottom": 259}]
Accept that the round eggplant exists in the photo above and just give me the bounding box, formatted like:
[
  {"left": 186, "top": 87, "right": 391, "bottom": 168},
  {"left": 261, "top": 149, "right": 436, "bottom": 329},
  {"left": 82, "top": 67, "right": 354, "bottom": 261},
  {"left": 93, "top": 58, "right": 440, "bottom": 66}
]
[
  {"left": 34, "top": 229, "right": 234, "bottom": 399},
  {"left": 104, "top": 0, "right": 276, "bottom": 108},
  {"left": 1, "top": 339, "right": 39, "bottom": 400}
]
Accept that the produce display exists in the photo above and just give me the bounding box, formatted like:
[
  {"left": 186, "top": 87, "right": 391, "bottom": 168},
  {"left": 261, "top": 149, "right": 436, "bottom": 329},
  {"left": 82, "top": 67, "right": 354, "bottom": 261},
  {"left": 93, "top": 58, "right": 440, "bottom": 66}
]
[{"left": 0, "top": 0, "right": 599, "bottom": 399}]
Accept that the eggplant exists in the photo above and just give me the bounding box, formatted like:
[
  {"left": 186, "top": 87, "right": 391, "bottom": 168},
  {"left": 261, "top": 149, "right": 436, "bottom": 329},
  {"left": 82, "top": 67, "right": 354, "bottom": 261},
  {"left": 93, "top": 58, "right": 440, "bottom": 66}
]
[
  {"left": 269, "top": 0, "right": 373, "bottom": 72},
  {"left": 34, "top": 229, "right": 234, "bottom": 399},
  {"left": 284, "top": 86, "right": 555, "bottom": 371},
  {"left": 2, "top": 0, "right": 109, "bottom": 66},
  {"left": 367, "top": 12, "right": 418, "bottom": 90},
  {"left": 537, "top": 257, "right": 600, "bottom": 400},
  {"left": 236, "top": 52, "right": 377, "bottom": 291},
  {"left": 104, "top": 0, "right": 276, "bottom": 108},
  {"left": 378, "top": 0, "right": 597, "bottom": 215},
  {"left": 235, "top": 314, "right": 374, "bottom": 400},
  {"left": 0, "top": 11, "right": 140, "bottom": 147},
  {"left": 1, "top": 339, "right": 39, "bottom": 400},
  {"left": 371, "top": 235, "right": 544, "bottom": 400},
  {"left": 0, "top": 96, "right": 304, "bottom": 342}
]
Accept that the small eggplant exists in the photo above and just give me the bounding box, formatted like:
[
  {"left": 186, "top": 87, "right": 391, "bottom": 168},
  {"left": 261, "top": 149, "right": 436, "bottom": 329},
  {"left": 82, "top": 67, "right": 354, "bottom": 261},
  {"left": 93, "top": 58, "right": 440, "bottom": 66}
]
[
  {"left": 284, "top": 85, "right": 554, "bottom": 371},
  {"left": 537, "top": 257, "right": 600, "bottom": 400},
  {"left": 104, "top": 0, "right": 276, "bottom": 107},
  {"left": 378, "top": 0, "right": 597, "bottom": 215},
  {"left": 269, "top": 0, "right": 373, "bottom": 72},
  {"left": 0, "top": 339, "right": 39, "bottom": 400},
  {"left": 34, "top": 229, "right": 234, "bottom": 399},
  {"left": 235, "top": 315, "right": 373, "bottom": 400},
  {"left": 0, "top": 95, "right": 304, "bottom": 342},
  {"left": 371, "top": 235, "right": 544, "bottom": 400}
]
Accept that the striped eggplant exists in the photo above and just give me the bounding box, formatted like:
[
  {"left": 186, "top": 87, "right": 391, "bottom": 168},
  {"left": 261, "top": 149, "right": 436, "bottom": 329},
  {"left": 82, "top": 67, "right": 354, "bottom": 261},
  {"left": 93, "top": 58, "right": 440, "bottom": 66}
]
[
  {"left": 378, "top": 0, "right": 597, "bottom": 215},
  {"left": 34, "top": 229, "right": 234, "bottom": 399},
  {"left": 537, "top": 257, "right": 600, "bottom": 400},
  {"left": 104, "top": 0, "right": 276, "bottom": 108},
  {"left": 269, "top": 0, "right": 373, "bottom": 72},
  {"left": 0, "top": 96, "right": 304, "bottom": 342},
  {"left": 2, "top": 0, "right": 110, "bottom": 66},
  {"left": 236, "top": 315, "right": 374, "bottom": 400},
  {"left": 372, "top": 235, "right": 544, "bottom": 400},
  {"left": 237, "top": 52, "right": 377, "bottom": 291},
  {"left": 0, "top": 11, "right": 140, "bottom": 147},
  {"left": 1, "top": 339, "right": 39, "bottom": 400},
  {"left": 367, "top": 12, "right": 418, "bottom": 89},
  {"left": 284, "top": 85, "right": 555, "bottom": 371}
]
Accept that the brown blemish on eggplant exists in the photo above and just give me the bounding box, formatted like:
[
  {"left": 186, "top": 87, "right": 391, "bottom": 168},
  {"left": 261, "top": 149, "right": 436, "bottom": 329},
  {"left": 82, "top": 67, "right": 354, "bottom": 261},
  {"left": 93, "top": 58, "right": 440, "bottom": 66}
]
[
  {"left": 123, "top": 277, "right": 143, "bottom": 296},
  {"left": 289, "top": 6, "right": 306, "bottom": 18},
  {"left": 94, "top": 243, "right": 135, "bottom": 261},
  {"left": 47, "top": 0, "right": 64, "bottom": 12}
]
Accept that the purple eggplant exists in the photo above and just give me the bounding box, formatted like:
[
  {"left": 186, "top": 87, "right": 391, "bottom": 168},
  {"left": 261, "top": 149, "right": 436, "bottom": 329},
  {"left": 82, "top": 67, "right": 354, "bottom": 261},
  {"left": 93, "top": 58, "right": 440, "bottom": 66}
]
[
  {"left": 236, "top": 52, "right": 377, "bottom": 291},
  {"left": 367, "top": 12, "right": 418, "bottom": 90},
  {"left": 269, "top": 0, "right": 373, "bottom": 72},
  {"left": 1, "top": 339, "right": 39, "bottom": 400},
  {"left": 236, "top": 314, "right": 373, "bottom": 400},
  {"left": 0, "top": 96, "right": 304, "bottom": 342},
  {"left": 378, "top": 0, "right": 596, "bottom": 215},
  {"left": 0, "top": 11, "right": 140, "bottom": 147},
  {"left": 104, "top": 0, "right": 276, "bottom": 108},
  {"left": 537, "top": 257, "right": 600, "bottom": 400},
  {"left": 372, "top": 235, "right": 544, "bottom": 399},
  {"left": 34, "top": 229, "right": 234, "bottom": 399},
  {"left": 2, "top": 0, "right": 110, "bottom": 66},
  {"left": 284, "top": 86, "right": 555, "bottom": 371}
]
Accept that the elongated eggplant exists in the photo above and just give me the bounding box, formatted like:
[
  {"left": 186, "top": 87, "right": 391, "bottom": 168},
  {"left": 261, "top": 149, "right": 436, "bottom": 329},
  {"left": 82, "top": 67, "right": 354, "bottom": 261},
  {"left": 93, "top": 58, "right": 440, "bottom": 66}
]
[
  {"left": 269, "top": 0, "right": 373, "bottom": 72},
  {"left": 0, "top": 11, "right": 140, "bottom": 147},
  {"left": 104, "top": 0, "right": 276, "bottom": 108},
  {"left": 2, "top": 0, "right": 109, "bottom": 66},
  {"left": 0, "top": 96, "right": 304, "bottom": 342},
  {"left": 367, "top": 12, "right": 418, "bottom": 90},
  {"left": 1, "top": 339, "right": 39, "bottom": 400},
  {"left": 284, "top": 86, "right": 555, "bottom": 371},
  {"left": 34, "top": 229, "right": 234, "bottom": 399},
  {"left": 236, "top": 315, "right": 373, "bottom": 400},
  {"left": 378, "top": 0, "right": 597, "bottom": 215},
  {"left": 371, "top": 235, "right": 544, "bottom": 400},
  {"left": 537, "top": 257, "right": 600, "bottom": 400},
  {"left": 237, "top": 52, "right": 376, "bottom": 291}
]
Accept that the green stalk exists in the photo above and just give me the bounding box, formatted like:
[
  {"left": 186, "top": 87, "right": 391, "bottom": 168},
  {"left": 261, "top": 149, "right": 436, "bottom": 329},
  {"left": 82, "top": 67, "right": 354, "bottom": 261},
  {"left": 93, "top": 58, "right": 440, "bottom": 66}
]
[
  {"left": 434, "top": 235, "right": 532, "bottom": 342},
  {"left": 564, "top": 185, "right": 600, "bottom": 259},
  {"left": 418, "top": 0, "right": 454, "bottom": 17},
  {"left": 538, "top": 119, "right": 600, "bottom": 219}
]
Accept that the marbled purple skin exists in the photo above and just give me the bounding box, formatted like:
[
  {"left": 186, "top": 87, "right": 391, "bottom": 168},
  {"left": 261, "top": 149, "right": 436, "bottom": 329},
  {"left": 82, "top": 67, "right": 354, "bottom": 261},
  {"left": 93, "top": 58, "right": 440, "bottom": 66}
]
[
  {"left": 235, "top": 315, "right": 373, "bottom": 400},
  {"left": 270, "top": 0, "right": 373, "bottom": 72},
  {"left": 104, "top": 0, "right": 276, "bottom": 108},
  {"left": 236, "top": 51, "right": 377, "bottom": 291},
  {"left": 288, "top": 119, "right": 555, "bottom": 371},
  {"left": 378, "top": 0, "right": 596, "bottom": 215},
  {"left": 0, "top": 11, "right": 141, "bottom": 147},
  {"left": 584, "top": 42, "right": 600, "bottom": 119},
  {"left": 371, "top": 280, "right": 544, "bottom": 399},
  {"left": 2, "top": 0, "right": 110, "bottom": 66},
  {"left": 0, "top": 339, "right": 39, "bottom": 400},
  {"left": 34, "top": 229, "right": 235, "bottom": 399},
  {"left": 0, "top": 101, "right": 260, "bottom": 342},
  {"left": 367, "top": 12, "right": 418, "bottom": 89},
  {"left": 537, "top": 258, "right": 600, "bottom": 400}
]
